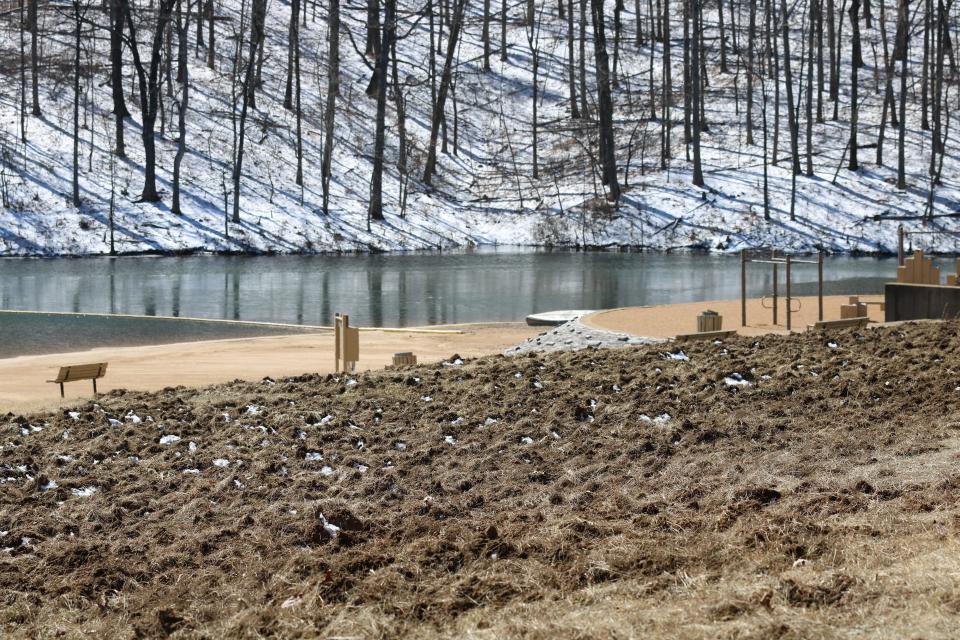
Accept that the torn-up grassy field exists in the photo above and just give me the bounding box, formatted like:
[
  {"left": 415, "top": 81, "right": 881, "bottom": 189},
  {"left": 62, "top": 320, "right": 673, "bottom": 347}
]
[{"left": 3, "top": 322, "right": 960, "bottom": 638}]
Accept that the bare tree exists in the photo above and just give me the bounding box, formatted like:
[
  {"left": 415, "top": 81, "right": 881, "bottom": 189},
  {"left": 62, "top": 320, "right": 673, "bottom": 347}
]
[
  {"left": 848, "top": 0, "right": 860, "bottom": 170},
  {"left": 691, "top": 0, "right": 704, "bottom": 185},
  {"left": 369, "top": 0, "right": 396, "bottom": 221},
  {"left": 423, "top": 0, "right": 467, "bottom": 185},
  {"left": 123, "top": 0, "right": 178, "bottom": 202},
  {"left": 172, "top": 0, "right": 190, "bottom": 215},
  {"left": 232, "top": 0, "right": 267, "bottom": 221},
  {"left": 590, "top": 0, "right": 621, "bottom": 200},
  {"left": 322, "top": 0, "right": 340, "bottom": 213}
]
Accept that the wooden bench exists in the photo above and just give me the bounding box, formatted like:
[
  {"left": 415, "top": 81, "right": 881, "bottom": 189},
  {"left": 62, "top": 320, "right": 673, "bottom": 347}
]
[
  {"left": 47, "top": 363, "right": 108, "bottom": 398},
  {"left": 812, "top": 317, "right": 869, "bottom": 331}
]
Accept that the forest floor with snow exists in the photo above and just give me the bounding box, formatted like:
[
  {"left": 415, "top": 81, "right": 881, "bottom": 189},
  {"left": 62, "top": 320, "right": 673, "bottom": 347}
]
[{"left": 1, "top": 0, "right": 959, "bottom": 256}]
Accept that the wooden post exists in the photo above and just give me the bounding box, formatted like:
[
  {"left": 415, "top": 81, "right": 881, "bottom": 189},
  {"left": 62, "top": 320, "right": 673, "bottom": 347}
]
[
  {"left": 92, "top": 378, "right": 97, "bottom": 396},
  {"left": 740, "top": 249, "right": 747, "bottom": 327},
  {"left": 334, "top": 313, "right": 359, "bottom": 373},
  {"left": 60, "top": 382, "right": 64, "bottom": 398},
  {"left": 785, "top": 255, "right": 792, "bottom": 331},
  {"left": 897, "top": 225, "right": 905, "bottom": 266},
  {"left": 334, "top": 313, "right": 344, "bottom": 372},
  {"left": 817, "top": 250, "right": 824, "bottom": 321},
  {"left": 772, "top": 262, "right": 779, "bottom": 325}
]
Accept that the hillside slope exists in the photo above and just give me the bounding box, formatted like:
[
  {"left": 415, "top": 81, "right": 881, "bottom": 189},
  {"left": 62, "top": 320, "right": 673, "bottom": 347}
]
[
  {"left": 0, "top": 0, "right": 959, "bottom": 256},
  {"left": 4, "top": 322, "right": 960, "bottom": 636}
]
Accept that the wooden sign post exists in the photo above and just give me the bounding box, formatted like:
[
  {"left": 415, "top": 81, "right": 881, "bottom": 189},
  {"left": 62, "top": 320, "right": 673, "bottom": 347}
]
[{"left": 334, "top": 313, "right": 359, "bottom": 373}]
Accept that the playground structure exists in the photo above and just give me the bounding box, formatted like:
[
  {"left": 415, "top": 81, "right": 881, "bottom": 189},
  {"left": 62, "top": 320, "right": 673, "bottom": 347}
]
[{"left": 740, "top": 249, "right": 824, "bottom": 331}]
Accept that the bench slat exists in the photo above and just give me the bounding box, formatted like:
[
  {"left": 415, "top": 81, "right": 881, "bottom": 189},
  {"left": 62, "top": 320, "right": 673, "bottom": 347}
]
[{"left": 50, "top": 363, "right": 108, "bottom": 383}]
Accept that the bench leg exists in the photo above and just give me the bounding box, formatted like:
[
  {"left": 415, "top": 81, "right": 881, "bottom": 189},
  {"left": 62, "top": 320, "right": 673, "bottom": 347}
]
[
  {"left": 92, "top": 379, "right": 97, "bottom": 396},
  {"left": 60, "top": 383, "right": 64, "bottom": 398}
]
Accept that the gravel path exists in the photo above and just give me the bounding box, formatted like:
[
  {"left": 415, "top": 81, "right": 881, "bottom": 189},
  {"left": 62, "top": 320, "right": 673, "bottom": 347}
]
[{"left": 504, "top": 317, "right": 667, "bottom": 355}]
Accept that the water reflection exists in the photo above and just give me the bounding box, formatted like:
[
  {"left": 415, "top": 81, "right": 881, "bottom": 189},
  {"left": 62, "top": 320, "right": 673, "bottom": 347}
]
[{"left": 0, "top": 250, "right": 908, "bottom": 327}]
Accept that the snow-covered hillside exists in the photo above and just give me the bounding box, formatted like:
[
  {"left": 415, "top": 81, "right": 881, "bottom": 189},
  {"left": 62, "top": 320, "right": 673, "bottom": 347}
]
[{"left": 0, "top": 0, "right": 958, "bottom": 256}]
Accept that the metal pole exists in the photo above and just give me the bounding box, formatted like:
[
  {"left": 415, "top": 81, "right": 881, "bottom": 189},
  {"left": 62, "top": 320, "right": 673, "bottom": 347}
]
[
  {"left": 817, "top": 250, "right": 824, "bottom": 321},
  {"left": 785, "top": 255, "right": 792, "bottom": 331},
  {"left": 741, "top": 249, "right": 747, "bottom": 327},
  {"left": 898, "top": 225, "right": 905, "bottom": 266}
]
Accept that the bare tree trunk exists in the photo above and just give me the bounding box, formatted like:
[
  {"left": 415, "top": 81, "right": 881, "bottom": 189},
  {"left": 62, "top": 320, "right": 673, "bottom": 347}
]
[
  {"left": 72, "top": 0, "right": 82, "bottom": 208},
  {"left": 124, "top": 0, "right": 177, "bottom": 202},
  {"left": 590, "top": 0, "right": 621, "bottom": 200},
  {"left": 805, "top": 0, "right": 814, "bottom": 175},
  {"left": 848, "top": 0, "right": 860, "bottom": 170},
  {"left": 367, "top": 0, "right": 380, "bottom": 56},
  {"left": 501, "top": 0, "right": 508, "bottom": 60},
  {"left": 567, "top": 0, "right": 580, "bottom": 117},
  {"left": 19, "top": 0, "right": 26, "bottom": 142},
  {"left": 285, "top": 0, "right": 301, "bottom": 108},
  {"left": 483, "top": 0, "right": 491, "bottom": 70},
  {"left": 781, "top": 0, "right": 801, "bottom": 174},
  {"left": 683, "top": 0, "right": 691, "bottom": 150},
  {"left": 746, "top": 0, "right": 756, "bottom": 144},
  {"left": 718, "top": 0, "right": 728, "bottom": 72},
  {"left": 691, "top": 0, "right": 704, "bottom": 185},
  {"left": 877, "top": 0, "right": 895, "bottom": 165},
  {"left": 816, "top": 0, "right": 824, "bottom": 121},
  {"left": 827, "top": 0, "right": 837, "bottom": 105},
  {"left": 109, "top": 0, "right": 128, "bottom": 157},
  {"left": 29, "top": 0, "right": 40, "bottom": 116},
  {"left": 922, "top": 0, "right": 931, "bottom": 129},
  {"left": 322, "top": 0, "right": 339, "bottom": 213},
  {"left": 896, "top": 0, "right": 908, "bottom": 188},
  {"left": 423, "top": 0, "right": 467, "bottom": 185},
  {"left": 661, "top": 0, "right": 671, "bottom": 166},
  {"left": 612, "top": 0, "right": 623, "bottom": 87},
  {"left": 232, "top": 0, "right": 266, "bottom": 221},
  {"left": 173, "top": 0, "right": 189, "bottom": 215},
  {"left": 579, "top": 0, "right": 589, "bottom": 115},
  {"left": 369, "top": 0, "right": 394, "bottom": 221},
  {"left": 206, "top": 0, "right": 215, "bottom": 69},
  {"left": 390, "top": 25, "right": 408, "bottom": 215}
]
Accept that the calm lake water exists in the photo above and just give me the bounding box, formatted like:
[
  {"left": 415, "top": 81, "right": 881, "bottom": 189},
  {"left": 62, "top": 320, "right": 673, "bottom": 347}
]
[
  {"left": 0, "top": 249, "right": 916, "bottom": 357},
  {"left": 0, "top": 249, "right": 907, "bottom": 327}
]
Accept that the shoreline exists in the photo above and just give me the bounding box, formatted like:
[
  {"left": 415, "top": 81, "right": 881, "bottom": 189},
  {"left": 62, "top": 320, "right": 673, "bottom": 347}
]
[
  {"left": 0, "top": 245, "right": 909, "bottom": 260},
  {"left": 0, "top": 322, "right": 542, "bottom": 415}
]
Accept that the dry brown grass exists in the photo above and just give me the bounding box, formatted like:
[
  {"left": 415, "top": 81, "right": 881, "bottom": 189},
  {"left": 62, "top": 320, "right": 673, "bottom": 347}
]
[{"left": 3, "top": 322, "right": 960, "bottom": 638}]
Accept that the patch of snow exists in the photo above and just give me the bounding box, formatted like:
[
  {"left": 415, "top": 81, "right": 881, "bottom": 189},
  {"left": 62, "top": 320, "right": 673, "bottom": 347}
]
[
  {"left": 305, "top": 452, "right": 323, "bottom": 461},
  {"left": 723, "top": 373, "right": 752, "bottom": 387},
  {"left": 159, "top": 435, "right": 181, "bottom": 445},
  {"left": 213, "top": 458, "right": 230, "bottom": 467},
  {"left": 71, "top": 486, "right": 97, "bottom": 497}
]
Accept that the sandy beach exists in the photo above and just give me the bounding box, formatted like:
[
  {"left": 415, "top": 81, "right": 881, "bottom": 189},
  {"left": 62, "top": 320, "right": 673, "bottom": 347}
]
[
  {"left": 2, "top": 295, "right": 891, "bottom": 415},
  {"left": 583, "top": 294, "right": 886, "bottom": 338},
  {"left": 0, "top": 323, "right": 540, "bottom": 415}
]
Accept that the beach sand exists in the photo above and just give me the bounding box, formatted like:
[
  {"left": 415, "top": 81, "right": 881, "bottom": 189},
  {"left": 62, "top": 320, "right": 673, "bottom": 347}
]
[
  {"left": 583, "top": 294, "right": 886, "bottom": 338},
  {"left": 0, "top": 323, "right": 540, "bottom": 415},
  {"left": 3, "top": 295, "right": 888, "bottom": 414}
]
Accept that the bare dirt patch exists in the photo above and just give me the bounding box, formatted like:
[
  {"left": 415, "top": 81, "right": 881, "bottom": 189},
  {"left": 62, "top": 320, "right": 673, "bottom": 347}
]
[{"left": 3, "top": 322, "right": 960, "bottom": 638}]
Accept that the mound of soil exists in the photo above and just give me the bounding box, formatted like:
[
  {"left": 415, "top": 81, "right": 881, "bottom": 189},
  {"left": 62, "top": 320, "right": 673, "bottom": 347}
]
[{"left": 3, "top": 322, "right": 960, "bottom": 638}]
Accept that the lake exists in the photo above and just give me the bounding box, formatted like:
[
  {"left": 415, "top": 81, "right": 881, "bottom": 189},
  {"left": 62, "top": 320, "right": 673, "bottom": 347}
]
[
  {"left": 0, "top": 249, "right": 910, "bottom": 357},
  {"left": 0, "top": 249, "right": 909, "bottom": 326}
]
